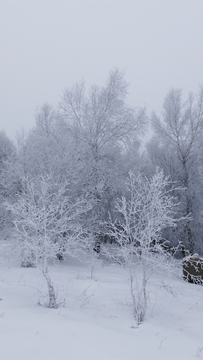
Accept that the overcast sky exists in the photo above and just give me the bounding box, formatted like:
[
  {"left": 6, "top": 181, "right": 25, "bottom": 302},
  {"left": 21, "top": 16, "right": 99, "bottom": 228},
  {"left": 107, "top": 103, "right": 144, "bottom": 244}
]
[{"left": 1, "top": 0, "right": 203, "bottom": 140}]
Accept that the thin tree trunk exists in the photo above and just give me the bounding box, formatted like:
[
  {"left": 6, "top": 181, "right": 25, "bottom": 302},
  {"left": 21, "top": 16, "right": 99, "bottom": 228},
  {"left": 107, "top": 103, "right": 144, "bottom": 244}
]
[{"left": 43, "top": 271, "right": 57, "bottom": 308}]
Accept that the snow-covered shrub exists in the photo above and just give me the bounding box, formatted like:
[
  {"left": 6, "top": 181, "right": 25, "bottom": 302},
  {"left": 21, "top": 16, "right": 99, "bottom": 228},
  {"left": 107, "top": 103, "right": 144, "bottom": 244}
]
[{"left": 183, "top": 254, "right": 203, "bottom": 284}]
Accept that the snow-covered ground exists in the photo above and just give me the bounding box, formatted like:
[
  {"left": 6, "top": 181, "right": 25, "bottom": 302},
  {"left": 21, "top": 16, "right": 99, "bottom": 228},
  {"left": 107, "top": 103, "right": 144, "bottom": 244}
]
[{"left": 1, "top": 242, "right": 203, "bottom": 360}]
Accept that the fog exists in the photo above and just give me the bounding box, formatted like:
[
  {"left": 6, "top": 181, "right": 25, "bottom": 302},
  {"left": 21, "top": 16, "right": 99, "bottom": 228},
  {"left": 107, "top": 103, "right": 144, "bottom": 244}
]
[{"left": 0, "top": 0, "right": 203, "bottom": 139}]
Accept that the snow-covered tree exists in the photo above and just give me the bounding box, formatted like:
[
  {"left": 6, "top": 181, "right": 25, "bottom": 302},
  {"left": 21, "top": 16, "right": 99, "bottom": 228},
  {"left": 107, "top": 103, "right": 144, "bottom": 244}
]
[
  {"left": 148, "top": 86, "right": 203, "bottom": 255},
  {"left": 104, "top": 169, "right": 187, "bottom": 324},
  {"left": 0, "top": 131, "right": 19, "bottom": 236},
  {"left": 7, "top": 175, "right": 91, "bottom": 308},
  {"left": 59, "top": 69, "right": 147, "bottom": 248}
]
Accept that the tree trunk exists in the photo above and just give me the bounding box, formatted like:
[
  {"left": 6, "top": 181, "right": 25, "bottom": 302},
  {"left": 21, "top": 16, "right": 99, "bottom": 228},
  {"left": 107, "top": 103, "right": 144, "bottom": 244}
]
[{"left": 44, "top": 272, "right": 57, "bottom": 308}]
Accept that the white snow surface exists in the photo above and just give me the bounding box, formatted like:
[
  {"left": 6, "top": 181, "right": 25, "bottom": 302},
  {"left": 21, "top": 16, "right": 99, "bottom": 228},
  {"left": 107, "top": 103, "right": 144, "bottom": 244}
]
[{"left": 1, "top": 241, "right": 203, "bottom": 360}]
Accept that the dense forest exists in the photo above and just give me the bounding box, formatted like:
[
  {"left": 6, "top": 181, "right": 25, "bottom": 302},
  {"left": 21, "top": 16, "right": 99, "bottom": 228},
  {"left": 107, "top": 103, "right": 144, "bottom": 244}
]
[{"left": 1, "top": 69, "right": 203, "bottom": 266}]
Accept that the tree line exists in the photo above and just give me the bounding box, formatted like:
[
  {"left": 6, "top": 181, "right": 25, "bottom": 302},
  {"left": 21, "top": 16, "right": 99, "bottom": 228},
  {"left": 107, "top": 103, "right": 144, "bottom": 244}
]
[{"left": 1, "top": 69, "right": 203, "bottom": 258}]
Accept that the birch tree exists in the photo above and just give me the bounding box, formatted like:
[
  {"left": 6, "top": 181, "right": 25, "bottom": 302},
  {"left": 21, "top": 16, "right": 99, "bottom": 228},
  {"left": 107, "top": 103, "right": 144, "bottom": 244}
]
[
  {"left": 59, "top": 69, "right": 147, "bottom": 248},
  {"left": 148, "top": 86, "right": 203, "bottom": 254},
  {"left": 7, "top": 175, "right": 91, "bottom": 308},
  {"left": 105, "top": 169, "right": 187, "bottom": 324}
]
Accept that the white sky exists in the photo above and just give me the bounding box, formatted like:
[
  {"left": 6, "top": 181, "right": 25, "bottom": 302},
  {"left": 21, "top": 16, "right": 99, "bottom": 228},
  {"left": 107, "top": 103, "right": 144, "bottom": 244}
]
[{"left": 0, "top": 0, "right": 203, "bottom": 140}]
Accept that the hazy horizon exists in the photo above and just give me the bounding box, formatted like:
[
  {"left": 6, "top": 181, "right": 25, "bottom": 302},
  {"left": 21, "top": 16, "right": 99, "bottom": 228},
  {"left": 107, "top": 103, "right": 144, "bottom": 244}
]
[{"left": 1, "top": 0, "right": 203, "bottom": 139}]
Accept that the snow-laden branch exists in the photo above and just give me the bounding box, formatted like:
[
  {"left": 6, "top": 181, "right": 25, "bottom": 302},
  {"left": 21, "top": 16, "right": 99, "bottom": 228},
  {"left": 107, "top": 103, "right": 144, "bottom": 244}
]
[{"left": 103, "top": 168, "right": 189, "bottom": 324}]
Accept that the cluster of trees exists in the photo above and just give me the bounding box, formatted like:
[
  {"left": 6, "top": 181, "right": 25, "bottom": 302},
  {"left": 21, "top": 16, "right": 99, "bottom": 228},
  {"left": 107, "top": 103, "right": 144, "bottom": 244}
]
[
  {"left": 1, "top": 69, "right": 147, "bottom": 246},
  {"left": 147, "top": 86, "right": 203, "bottom": 255},
  {"left": 1, "top": 69, "right": 203, "bottom": 322}
]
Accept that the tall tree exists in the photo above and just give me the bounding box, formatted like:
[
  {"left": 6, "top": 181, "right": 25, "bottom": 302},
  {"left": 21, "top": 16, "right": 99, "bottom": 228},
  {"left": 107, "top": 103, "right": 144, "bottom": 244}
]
[
  {"left": 0, "top": 131, "right": 18, "bottom": 236},
  {"left": 147, "top": 86, "right": 203, "bottom": 254},
  {"left": 59, "top": 69, "right": 147, "bottom": 246}
]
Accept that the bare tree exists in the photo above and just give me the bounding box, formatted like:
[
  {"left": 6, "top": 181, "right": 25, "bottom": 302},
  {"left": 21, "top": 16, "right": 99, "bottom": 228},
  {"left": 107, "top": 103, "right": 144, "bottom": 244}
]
[
  {"left": 104, "top": 169, "right": 187, "bottom": 324},
  {"left": 148, "top": 86, "right": 203, "bottom": 254},
  {"left": 0, "top": 131, "right": 18, "bottom": 236},
  {"left": 59, "top": 69, "right": 147, "bottom": 248},
  {"left": 7, "top": 175, "right": 91, "bottom": 308}
]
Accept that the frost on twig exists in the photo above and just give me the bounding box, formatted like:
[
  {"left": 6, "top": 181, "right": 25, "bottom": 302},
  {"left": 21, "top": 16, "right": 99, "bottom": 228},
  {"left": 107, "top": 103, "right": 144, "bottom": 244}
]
[
  {"left": 7, "top": 175, "right": 92, "bottom": 308},
  {"left": 102, "top": 168, "right": 188, "bottom": 324}
]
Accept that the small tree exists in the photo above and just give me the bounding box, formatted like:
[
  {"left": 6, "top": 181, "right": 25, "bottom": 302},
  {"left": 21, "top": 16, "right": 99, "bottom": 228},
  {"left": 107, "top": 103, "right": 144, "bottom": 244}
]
[
  {"left": 8, "top": 175, "right": 91, "bottom": 308},
  {"left": 105, "top": 169, "right": 187, "bottom": 324}
]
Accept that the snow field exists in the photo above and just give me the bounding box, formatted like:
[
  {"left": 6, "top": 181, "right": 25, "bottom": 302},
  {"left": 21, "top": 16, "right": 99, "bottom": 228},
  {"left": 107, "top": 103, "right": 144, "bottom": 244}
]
[{"left": 1, "top": 251, "right": 203, "bottom": 360}]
